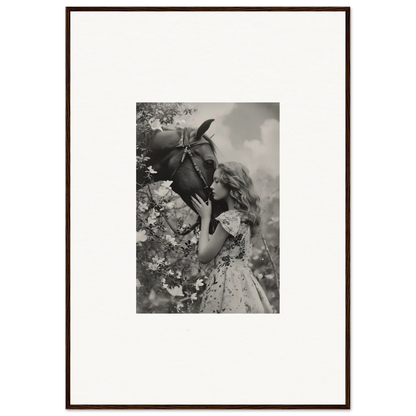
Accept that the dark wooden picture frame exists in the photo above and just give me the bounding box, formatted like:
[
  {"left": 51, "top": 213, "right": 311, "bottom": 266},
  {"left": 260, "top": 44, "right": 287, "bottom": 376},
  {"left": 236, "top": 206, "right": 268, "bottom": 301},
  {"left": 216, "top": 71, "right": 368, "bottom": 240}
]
[{"left": 62, "top": 3, "right": 356, "bottom": 414}]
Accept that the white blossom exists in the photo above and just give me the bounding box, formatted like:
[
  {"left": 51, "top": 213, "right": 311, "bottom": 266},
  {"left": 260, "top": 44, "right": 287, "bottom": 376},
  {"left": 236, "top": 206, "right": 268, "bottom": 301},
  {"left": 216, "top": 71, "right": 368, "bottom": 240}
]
[
  {"left": 147, "top": 263, "right": 158, "bottom": 271},
  {"left": 161, "top": 180, "right": 173, "bottom": 189},
  {"left": 165, "top": 235, "right": 178, "bottom": 246},
  {"left": 165, "top": 285, "right": 184, "bottom": 297},
  {"left": 149, "top": 208, "right": 160, "bottom": 218},
  {"left": 165, "top": 201, "right": 175, "bottom": 210},
  {"left": 138, "top": 201, "right": 148, "bottom": 212},
  {"left": 137, "top": 154, "right": 150, "bottom": 163},
  {"left": 152, "top": 255, "right": 165, "bottom": 265},
  {"left": 194, "top": 279, "right": 204, "bottom": 291},
  {"left": 136, "top": 229, "right": 148, "bottom": 243},
  {"left": 175, "top": 119, "right": 186, "bottom": 129},
  {"left": 147, "top": 217, "right": 156, "bottom": 226},
  {"left": 146, "top": 166, "right": 157, "bottom": 174},
  {"left": 154, "top": 186, "right": 170, "bottom": 198},
  {"left": 149, "top": 118, "right": 163, "bottom": 131}
]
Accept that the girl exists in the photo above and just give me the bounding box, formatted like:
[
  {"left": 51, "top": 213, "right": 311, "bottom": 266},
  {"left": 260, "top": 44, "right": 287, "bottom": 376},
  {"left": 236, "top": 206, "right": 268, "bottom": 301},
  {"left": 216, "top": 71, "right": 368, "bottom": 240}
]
[{"left": 191, "top": 162, "right": 274, "bottom": 313}]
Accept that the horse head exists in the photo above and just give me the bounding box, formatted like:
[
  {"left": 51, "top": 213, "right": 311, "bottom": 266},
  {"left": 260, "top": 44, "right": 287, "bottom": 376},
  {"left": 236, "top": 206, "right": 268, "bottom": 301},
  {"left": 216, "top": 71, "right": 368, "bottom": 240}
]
[{"left": 137, "top": 119, "right": 227, "bottom": 233}]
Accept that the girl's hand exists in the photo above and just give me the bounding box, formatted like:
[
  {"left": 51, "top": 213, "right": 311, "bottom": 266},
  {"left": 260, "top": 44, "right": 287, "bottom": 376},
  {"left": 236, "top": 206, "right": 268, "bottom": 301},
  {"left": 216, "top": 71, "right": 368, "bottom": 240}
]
[{"left": 191, "top": 194, "right": 212, "bottom": 220}]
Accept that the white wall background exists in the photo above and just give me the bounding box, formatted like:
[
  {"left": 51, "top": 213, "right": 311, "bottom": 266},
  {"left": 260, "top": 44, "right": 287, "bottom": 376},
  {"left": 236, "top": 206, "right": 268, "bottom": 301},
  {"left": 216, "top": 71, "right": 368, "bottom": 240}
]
[{"left": 70, "top": 10, "right": 345, "bottom": 406}]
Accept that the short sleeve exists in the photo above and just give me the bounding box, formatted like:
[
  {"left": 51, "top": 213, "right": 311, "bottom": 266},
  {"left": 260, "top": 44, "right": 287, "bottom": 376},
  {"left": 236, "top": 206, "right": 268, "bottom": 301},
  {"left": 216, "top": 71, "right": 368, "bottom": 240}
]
[{"left": 216, "top": 210, "right": 241, "bottom": 237}]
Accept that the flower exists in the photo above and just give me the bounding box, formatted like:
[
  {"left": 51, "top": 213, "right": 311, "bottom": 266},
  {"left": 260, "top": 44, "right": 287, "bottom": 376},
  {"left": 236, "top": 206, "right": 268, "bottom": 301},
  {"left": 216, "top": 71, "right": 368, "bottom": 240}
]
[
  {"left": 167, "top": 270, "right": 175, "bottom": 276},
  {"left": 176, "top": 302, "right": 184, "bottom": 311},
  {"left": 165, "top": 235, "right": 178, "bottom": 246},
  {"left": 165, "top": 201, "right": 175, "bottom": 210},
  {"left": 136, "top": 229, "right": 148, "bottom": 243},
  {"left": 154, "top": 186, "right": 170, "bottom": 198},
  {"left": 257, "top": 273, "right": 263, "bottom": 279},
  {"left": 147, "top": 263, "right": 158, "bottom": 271},
  {"left": 147, "top": 217, "right": 156, "bottom": 226},
  {"left": 146, "top": 166, "right": 157, "bottom": 175},
  {"left": 147, "top": 255, "right": 165, "bottom": 271},
  {"left": 178, "top": 223, "right": 193, "bottom": 233},
  {"left": 136, "top": 154, "right": 150, "bottom": 163},
  {"left": 152, "top": 255, "right": 165, "bottom": 265},
  {"left": 175, "top": 119, "right": 186, "bottom": 129},
  {"left": 190, "top": 293, "right": 198, "bottom": 302},
  {"left": 194, "top": 278, "right": 204, "bottom": 291},
  {"left": 265, "top": 274, "right": 274, "bottom": 280},
  {"left": 149, "top": 118, "right": 163, "bottom": 131},
  {"left": 161, "top": 180, "right": 173, "bottom": 189},
  {"left": 138, "top": 201, "right": 148, "bottom": 212},
  {"left": 176, "top": 270, "right": 182, "bottom": 279},
  {"left": 149, "top": 208, "right": 160, "bottom": 218},
  {"left": 165, "top": 285, "right": 184, "bottom": 297},
  {"left": 190, "top": 236, "right": 198, "bottom": 245}
]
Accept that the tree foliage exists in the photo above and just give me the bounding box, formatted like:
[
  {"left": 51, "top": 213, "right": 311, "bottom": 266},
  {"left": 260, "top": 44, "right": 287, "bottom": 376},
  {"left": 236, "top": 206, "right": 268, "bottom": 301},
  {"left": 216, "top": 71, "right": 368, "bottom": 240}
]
[{"left": 136, "top": 103, "right": 279, "bottom": 313}]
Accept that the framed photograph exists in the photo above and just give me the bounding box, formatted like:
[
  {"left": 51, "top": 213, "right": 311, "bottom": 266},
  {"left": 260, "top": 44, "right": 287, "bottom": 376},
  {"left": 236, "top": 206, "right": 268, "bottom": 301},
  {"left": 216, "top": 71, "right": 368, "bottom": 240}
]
[{"left": 66, "top": 7, "right": 350, "bottom": 409}]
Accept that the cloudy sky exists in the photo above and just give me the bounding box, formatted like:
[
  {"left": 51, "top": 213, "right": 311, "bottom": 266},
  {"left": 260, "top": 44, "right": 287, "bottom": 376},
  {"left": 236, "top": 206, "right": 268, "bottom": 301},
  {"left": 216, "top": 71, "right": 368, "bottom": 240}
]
[{"left": 178, "top": 103, "right": 279, "bottom": 178}]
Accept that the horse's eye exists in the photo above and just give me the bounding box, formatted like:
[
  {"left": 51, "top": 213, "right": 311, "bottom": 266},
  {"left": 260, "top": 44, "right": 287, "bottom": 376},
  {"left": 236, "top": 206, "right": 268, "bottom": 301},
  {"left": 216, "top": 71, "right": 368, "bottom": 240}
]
[{"left": 205, "top": 160, "right": 215, "bottom": 168}]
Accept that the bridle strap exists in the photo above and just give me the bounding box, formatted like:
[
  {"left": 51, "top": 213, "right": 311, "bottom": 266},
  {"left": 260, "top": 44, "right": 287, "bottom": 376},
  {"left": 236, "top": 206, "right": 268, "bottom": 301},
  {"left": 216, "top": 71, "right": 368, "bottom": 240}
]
[
  {"left": 146, "top": 127, "right": 213, "bottom": 236},
  {"left": 169, "top": 128, "right": 211, "bottom": 192}
]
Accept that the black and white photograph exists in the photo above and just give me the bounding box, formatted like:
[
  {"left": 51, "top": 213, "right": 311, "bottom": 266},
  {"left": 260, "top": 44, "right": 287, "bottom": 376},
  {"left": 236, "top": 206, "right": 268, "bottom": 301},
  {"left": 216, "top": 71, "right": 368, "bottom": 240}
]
[
  {"left": 136, "top": 103, "right": 280, "bottom": 313},
  {"left": 62, "top": 6, "right": 354, "bottom": 408}
]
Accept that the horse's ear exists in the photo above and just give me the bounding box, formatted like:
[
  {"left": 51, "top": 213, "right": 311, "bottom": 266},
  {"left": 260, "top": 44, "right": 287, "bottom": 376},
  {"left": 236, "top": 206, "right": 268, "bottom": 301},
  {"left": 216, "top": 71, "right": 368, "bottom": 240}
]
[{"left": 195, "top": 119, "right": 215, "bottom": 141}]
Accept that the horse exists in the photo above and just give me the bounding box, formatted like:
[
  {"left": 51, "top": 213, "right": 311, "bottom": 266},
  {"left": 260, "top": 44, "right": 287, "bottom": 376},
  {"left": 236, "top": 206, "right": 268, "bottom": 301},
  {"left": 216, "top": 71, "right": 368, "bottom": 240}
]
[{"left": 137, "top": 119, "right": 227, "bottom": 233}]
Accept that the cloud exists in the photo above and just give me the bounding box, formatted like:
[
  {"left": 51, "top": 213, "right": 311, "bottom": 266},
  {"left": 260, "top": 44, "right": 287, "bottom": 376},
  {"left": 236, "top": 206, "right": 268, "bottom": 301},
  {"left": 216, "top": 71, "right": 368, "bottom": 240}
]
[
  {"left": 177, "top": 104, "right": 279, "bottom": 178},
  {"left": 243, "top": 118, "right": 279, "bottom": 177},
  {"left": 180, "top": 103, "right": 237, "bottom": 159},
  {"left": 184, "top": 103, "right": 236, "bottom": 128}
]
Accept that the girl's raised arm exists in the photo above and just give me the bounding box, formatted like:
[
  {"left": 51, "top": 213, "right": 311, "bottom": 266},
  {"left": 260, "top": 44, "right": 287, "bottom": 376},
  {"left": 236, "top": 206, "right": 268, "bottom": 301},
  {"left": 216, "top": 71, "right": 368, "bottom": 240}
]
[
  {"left": 191, "top": 194, "right": 230, "bottom": 264},
  {"left": 197, "top": 221, "right": 229, "bottom": 264}
]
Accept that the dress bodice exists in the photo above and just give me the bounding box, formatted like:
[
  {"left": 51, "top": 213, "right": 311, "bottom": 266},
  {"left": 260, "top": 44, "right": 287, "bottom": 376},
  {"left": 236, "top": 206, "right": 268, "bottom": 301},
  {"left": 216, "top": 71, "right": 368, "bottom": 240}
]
[
  {"left": 214, "top": 210, "right": 252, "bottom": 268},
  {"left": 200, "top": 209, "right": 274, "bottom": 313}
]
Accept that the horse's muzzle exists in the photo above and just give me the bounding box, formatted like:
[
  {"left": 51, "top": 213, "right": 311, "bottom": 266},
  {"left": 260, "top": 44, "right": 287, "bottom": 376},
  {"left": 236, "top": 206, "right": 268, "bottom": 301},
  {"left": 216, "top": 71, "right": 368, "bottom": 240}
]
[{"left": 206, "top": 188, "right": 214, "bottom": 202}]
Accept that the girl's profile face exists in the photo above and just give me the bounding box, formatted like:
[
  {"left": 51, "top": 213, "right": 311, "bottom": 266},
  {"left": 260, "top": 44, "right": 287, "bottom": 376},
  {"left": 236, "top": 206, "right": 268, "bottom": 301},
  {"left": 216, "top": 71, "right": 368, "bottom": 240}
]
[{"left": 210, "top": 169, "right": 229, "bottom": 201}]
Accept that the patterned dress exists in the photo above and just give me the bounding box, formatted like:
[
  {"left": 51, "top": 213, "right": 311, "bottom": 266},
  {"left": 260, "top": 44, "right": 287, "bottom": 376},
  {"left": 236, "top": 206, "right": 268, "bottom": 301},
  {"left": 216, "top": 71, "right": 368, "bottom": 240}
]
[{"left": 199, "top": 210, "right": 274, "bottom": 313}]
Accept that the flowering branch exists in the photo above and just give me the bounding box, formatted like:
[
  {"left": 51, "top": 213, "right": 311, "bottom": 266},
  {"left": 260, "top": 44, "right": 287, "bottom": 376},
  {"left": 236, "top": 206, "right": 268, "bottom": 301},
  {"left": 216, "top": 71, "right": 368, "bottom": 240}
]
[{"left": 260, "top": 233, "right": 279, "bottom": 291}]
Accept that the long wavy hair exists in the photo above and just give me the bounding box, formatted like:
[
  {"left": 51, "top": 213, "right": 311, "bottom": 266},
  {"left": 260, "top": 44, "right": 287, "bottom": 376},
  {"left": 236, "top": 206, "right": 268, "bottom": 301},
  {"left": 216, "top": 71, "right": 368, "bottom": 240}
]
[{"left": 216, "top": 162, "right": 262, "bottom": 236}]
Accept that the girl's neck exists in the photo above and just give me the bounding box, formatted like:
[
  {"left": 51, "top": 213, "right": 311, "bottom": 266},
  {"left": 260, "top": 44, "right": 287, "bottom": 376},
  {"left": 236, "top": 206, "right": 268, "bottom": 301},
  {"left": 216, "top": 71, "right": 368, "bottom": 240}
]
[{"left": 226, "top": 196, "right": 235, "bottom": 210}]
